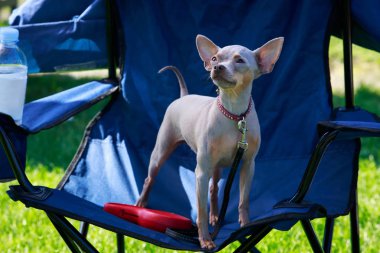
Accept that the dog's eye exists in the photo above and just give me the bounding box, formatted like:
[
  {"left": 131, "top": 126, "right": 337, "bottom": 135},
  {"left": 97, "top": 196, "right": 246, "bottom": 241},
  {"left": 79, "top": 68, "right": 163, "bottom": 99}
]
[
  {"left": 236, "top": 58, "right": 245, "bottom": 64},
  {"left": 211, "top": 56, "right": 217, "bottom": 62}
]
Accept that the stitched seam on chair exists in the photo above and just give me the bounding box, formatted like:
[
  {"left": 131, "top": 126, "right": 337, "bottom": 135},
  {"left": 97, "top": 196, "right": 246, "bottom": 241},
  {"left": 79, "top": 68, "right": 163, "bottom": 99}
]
[{"left": 56, "top": 87, "right": 119, "bottom": 190}]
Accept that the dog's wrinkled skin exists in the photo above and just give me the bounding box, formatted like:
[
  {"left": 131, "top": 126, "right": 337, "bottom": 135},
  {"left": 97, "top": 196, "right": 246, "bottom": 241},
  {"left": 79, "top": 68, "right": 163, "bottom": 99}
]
[{"left": 136, "top": 35, "right": 284, "bottom": 249}]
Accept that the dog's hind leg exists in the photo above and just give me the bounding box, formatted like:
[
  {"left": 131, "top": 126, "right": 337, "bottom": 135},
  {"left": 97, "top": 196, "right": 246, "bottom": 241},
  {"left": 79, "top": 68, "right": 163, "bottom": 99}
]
[{"left": 136, "top": 118, "right": 181, "bottom": 207}]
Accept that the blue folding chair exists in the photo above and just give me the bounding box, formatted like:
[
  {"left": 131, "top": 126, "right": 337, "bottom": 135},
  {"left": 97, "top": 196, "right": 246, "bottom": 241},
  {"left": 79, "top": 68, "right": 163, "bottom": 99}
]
[{"left": 1, "top": 0, "right": 380, "bottom": 252}]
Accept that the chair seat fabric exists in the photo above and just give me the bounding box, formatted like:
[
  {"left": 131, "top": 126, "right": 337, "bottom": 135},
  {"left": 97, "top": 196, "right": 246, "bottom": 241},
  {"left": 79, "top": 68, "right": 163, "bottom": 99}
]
[{"left": 8, "top": 185, "right": 325, "bottom": 251}]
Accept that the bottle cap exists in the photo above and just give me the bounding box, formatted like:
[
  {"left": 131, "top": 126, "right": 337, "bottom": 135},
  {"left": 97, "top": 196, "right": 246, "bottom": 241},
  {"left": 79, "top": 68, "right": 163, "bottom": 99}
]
[{"left": 0, "top": 27, "right": 19, "bottom": 43}]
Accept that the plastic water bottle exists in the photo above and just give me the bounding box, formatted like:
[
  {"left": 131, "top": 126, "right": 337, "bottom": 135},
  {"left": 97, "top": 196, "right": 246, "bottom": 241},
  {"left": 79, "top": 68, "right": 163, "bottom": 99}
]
[{"left": 0, "top": 27, "right": 27, "bottom": 125}]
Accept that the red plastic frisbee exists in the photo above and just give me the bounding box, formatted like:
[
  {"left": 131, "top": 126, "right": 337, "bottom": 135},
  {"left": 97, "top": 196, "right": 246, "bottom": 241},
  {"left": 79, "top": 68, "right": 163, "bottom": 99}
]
[{"left": 104, "top": 203, "right": 193, "bottom": 233}]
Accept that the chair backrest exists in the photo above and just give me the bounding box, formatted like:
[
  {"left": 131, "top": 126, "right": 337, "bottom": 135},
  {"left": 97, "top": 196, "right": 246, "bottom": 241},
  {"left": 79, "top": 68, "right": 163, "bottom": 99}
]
[{"left": 60, "top": 0, "right": 359, "bottom": 223}]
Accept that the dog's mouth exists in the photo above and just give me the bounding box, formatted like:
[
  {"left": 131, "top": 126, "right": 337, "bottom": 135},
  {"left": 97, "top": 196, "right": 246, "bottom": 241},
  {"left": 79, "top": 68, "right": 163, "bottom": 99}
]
[{"left": 211, "top": 74, "right": 236, "bottom": 88}]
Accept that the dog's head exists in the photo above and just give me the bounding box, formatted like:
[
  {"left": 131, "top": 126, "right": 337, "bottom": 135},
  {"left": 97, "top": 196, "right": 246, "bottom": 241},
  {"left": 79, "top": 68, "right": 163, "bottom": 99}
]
[{"left": 196, "top": 35, "right": 284, "bottom": 90}]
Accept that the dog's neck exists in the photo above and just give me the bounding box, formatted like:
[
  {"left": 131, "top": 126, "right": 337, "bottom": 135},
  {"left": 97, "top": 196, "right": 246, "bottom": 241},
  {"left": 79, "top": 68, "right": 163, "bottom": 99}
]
[{"left": 217, "top": 82, "right": 253, "bottom": 116}]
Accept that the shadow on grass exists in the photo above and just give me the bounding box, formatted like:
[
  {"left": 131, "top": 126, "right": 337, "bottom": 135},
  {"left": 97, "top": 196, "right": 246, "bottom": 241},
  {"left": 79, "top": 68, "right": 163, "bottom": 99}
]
[
  {"left": 333, "top": 85, "right": 380, "bottom": 164},
  {"left": 26, "top": 74, "right": 109, "bottom": 171}
]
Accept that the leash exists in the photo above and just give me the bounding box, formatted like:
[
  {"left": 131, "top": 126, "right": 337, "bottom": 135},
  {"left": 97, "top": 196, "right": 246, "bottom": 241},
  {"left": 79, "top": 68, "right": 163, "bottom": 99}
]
[{"left": 166, "top": 116, "right": 249, "bottom": 245}]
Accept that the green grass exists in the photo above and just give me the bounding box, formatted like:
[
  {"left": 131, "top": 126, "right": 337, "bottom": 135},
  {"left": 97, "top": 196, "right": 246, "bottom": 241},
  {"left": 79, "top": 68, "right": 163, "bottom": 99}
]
[
  {"left": 1, "top": 38, "right": 380, "bottom": 252},
  {"left": 329, "top": 36, "right": 380, "bottom": 66},
  {"left": 3, "top": 162, "right": 380, "bottom": 252}
]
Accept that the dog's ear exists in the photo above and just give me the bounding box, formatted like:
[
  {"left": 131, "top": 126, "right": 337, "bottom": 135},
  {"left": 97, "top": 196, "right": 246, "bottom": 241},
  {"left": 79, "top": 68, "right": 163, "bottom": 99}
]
[
  {"left": 253, "top": 37, "right": 284, "bottom": 75},
  {"left": 196, "top": 35, "right": 220, "bottom": 71}
]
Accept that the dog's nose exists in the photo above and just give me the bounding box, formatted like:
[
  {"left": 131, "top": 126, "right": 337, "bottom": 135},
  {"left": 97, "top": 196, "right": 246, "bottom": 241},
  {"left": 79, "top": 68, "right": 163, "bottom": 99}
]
[{"left": 213, "top": 65, "right": 225, "bottom": 71}]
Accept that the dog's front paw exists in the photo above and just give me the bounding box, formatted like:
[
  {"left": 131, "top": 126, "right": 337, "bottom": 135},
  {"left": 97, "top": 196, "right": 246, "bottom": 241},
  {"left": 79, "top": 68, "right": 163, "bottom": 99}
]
[
  {"left": 199, "top": 235, "right": 216, "bottom": 250},
  {"left": 239, "top": 211, "right": 250, "bottom": 227}
]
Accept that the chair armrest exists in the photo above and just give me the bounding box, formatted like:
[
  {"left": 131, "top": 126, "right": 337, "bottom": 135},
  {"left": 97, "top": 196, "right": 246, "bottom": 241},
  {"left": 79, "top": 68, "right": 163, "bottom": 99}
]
[
  {"left": 20, "top": 80, "right": 118, "bottom": 134},
  {"left": 290, "top": 110, "right": 380, "bottom": 203},
  {"left": 318, "top": 121, "right": 380, "bottom": 140}
]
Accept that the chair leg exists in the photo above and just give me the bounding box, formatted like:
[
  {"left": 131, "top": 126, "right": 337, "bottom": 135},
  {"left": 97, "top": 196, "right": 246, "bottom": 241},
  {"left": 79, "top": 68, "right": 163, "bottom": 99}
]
[
  {"left": 323, "top": 218, "right": 334, "bottom": 253},
  {"left": 350, "top": 190, "right": 360, "bottom": 253},
  {"left": 48, "top": 213, "right": 82, "bottom": 253},
  {"left": 234, "top": 225, "right": 272, "bottom": 253},
  {"left": 117, "top": 233, "right": 125, "bottom": 253},
  {"left": 301, "top": 220, "right": 324, "bottom": 253},
  {"left": 237, "top": 237, "right": 261, "bottom": 253},
  {"left": 47, "top": 213, "right": 99, "bottom": 253},
  {"left": 80, "top": 221, "right": 90, "bottom": 237}
]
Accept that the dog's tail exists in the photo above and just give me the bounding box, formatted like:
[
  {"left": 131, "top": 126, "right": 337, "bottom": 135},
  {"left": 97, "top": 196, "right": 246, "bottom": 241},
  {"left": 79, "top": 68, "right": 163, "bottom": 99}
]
[{"left": 158, "top": 66, "right": 189, "bottom": 97}]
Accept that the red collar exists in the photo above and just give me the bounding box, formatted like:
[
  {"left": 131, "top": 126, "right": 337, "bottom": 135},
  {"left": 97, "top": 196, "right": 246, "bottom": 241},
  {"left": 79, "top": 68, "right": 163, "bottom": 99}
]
[{"left": 216, "top": 96, "right": 253, "bottom": 122}]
